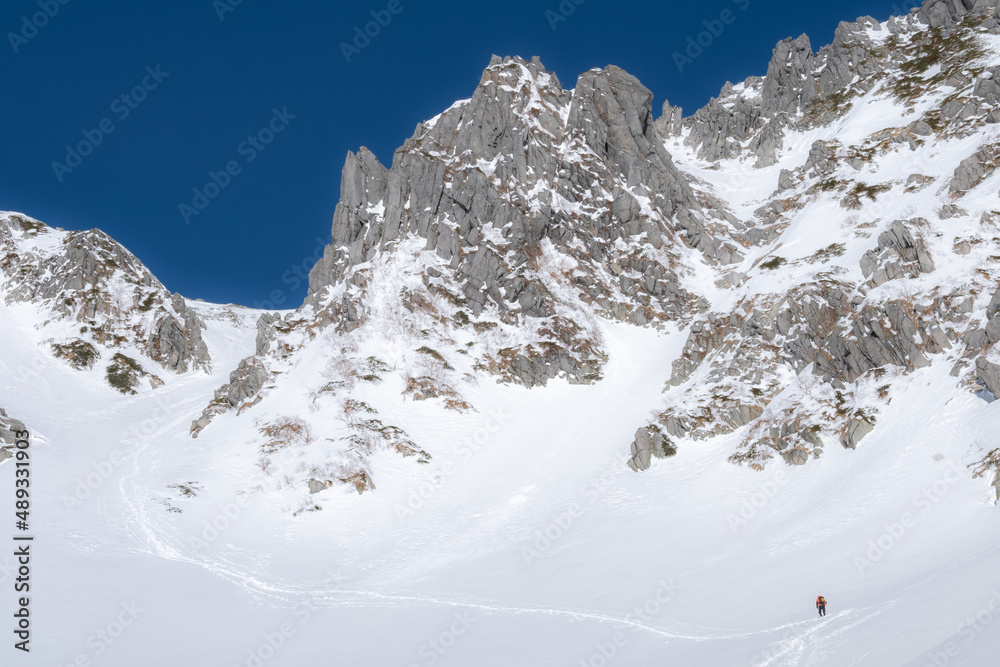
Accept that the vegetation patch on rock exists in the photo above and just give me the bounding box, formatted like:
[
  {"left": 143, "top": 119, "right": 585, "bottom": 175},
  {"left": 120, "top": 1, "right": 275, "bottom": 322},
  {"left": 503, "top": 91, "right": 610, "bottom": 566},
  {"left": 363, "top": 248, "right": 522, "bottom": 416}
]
[
  {"left": 51, "top": 339, "right": 100, "bottom": 370},
  {"left": 105, "top": 353, "right": 158, "bottom": 395}
]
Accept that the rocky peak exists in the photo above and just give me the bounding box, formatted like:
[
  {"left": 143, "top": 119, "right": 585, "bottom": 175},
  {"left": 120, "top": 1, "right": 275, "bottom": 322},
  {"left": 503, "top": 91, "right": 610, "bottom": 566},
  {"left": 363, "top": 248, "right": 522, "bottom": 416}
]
[
  {"left": 0, "top": 212, "right": 210, "bottom": 374},
  {"left": 194, "top": 0, "right": 1000, "bottom": 494},
  {"left": 760, "top": 33, "right": 817, "bottom": 118},
  {"left": 680, "top": 0, "right": 1000, "bottom": 165},
  {"left": 306, "top": 55, "right": 736, "bottom": 346}
]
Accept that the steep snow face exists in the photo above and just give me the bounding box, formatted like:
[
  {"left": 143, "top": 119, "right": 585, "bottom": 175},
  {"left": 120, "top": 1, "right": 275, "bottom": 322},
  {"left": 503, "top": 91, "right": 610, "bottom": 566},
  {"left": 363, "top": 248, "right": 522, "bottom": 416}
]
[
  {"left": 2, "top": 300, "right": 1000, "bottom": 666},
  {"left": 4, "top": 2, "right": 1000, "bottom": 666}
]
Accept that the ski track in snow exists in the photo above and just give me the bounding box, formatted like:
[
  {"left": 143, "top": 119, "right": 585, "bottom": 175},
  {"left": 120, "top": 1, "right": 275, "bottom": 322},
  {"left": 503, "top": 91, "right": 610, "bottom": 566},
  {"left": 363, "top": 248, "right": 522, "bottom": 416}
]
[{"left": 101, "top": 317, "right": 918, "bottom": 664}]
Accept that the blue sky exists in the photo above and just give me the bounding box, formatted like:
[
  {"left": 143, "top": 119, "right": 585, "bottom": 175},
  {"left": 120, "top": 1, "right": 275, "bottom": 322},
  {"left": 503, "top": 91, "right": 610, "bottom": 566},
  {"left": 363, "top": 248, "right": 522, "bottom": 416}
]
[{"left": 1, "top": 0, "right": 918, "bottom": 307}]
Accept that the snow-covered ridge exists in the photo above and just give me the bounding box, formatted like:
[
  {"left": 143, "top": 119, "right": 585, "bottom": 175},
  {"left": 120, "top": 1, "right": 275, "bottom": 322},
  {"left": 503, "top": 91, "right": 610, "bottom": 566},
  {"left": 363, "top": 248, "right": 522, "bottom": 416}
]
[
  {"left": 0, "top": 211, "right": 212, "bottom": 393},
  {"left": 6, "top": 1, "right": 1000, "bottom": 498}
]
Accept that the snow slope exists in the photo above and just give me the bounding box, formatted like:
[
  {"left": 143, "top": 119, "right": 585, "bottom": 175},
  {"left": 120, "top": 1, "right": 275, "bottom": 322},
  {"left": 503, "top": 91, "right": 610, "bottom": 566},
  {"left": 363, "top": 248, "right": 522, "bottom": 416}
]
[{"left": 2, "top": 296, "right": 999, "bottom": 666}]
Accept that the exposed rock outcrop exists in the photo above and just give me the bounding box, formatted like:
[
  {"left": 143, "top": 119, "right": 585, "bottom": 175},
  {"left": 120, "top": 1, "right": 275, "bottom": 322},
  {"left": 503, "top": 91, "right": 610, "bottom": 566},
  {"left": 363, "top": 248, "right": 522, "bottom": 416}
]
[
  {"left": 0, "top": 409, "right": 26, "bottom": 463},
  {"left": 949, "top": 143, "right": 1000, "bottom": 194},
  {"left": 840, "top": 416, "right": 876, "bottom": 450},
  {"left": 919, "top": 0, "right": 1000, "bottom": 30},
  {"left": 976, "top": 356, "right": 1000, "bottom": 396},
  {"left": 0, "top": 212, "right": 210, "bottom": 374},
  {"left": 860, "top": 220, "right": 936, "bottom": 285},
  {"left": 290, "top": 56, "right": 744, "bottom": 389},
  {"left": 627, "top": 425, "right": 676, "bottom": 472},
  {"left": 190, "top": 357, "right": 269, "bottom": 437}
]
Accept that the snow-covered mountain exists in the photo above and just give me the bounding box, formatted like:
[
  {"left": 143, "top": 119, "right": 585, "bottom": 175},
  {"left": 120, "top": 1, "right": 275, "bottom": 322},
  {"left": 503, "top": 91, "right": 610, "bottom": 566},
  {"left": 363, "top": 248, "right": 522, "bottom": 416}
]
[
  {"left": 0, "top": 211, "right": 210, "bottom": 383},
  {"left": 3, "top": 0, "right": 1000, "bottom": 665}
]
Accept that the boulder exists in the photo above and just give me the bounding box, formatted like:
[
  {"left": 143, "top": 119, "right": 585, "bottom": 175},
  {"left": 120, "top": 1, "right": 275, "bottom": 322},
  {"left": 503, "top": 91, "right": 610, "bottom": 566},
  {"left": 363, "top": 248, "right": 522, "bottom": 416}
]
[
  {"left": 0, "top": 410, "right": 26, "bottom": 446},
  {"left": 938, "top": 204, "right": 967, "bottom": 219},
  {"left": 840, "top": 417, "right": 875, "bottom": 450},
  {"left": 987, "top": 284, "right": 1000, "bottom": 320},
  {"left": 627, "top": 425, "right": 676, "bottom": 472},
  {"left": 227, "top": 357, "right": 268, "bottom": 408},
  {"left": 977, "top": 357, "right": 1000, "bottom": 396},
  {"left": 949, "top": 143, "right": 1000, "bottom": 195},
  {"left": 861, "top": 220, "right": 934, "bottom": 281},
  {"left": 308, "top": 479, "right": 330, "bottom": 495},
  {"left": 987, "top": 316, "right": 1000, "bottom": 344},
  {"left": 782, "top": 447, "right": 810, "bottom": 466},
  {"left": 777, "top": 169, "right": 796, "bottom": 191}
]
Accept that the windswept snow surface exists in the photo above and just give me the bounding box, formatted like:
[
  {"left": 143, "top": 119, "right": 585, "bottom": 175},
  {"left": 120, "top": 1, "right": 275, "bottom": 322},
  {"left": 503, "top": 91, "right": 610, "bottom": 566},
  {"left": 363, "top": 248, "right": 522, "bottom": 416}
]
[{"left": 1, "top": 297, "right": 999, "bottom": 666}]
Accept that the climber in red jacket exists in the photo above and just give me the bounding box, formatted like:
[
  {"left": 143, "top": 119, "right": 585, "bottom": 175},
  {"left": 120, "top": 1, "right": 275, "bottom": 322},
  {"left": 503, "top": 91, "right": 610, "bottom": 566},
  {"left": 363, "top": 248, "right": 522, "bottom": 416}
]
[{"left": 816, "top": 595, "right": 827, "bottom": 617}]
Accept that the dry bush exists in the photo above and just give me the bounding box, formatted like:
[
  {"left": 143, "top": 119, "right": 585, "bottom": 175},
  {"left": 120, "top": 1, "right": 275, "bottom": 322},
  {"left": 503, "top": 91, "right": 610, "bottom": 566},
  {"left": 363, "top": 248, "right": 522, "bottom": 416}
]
[
  {"left": 727, "top": 442, "right": 774, "bottom": 471},
  {"left": 443, "top": 397, "right": 475, "bottom": 412},
  {"left": 341, "top": 399, "right": 376, "bottom": 429},
  {"left": 259, "top": 416, "right": 313, "bottom": 454},
  {"left": 325, "top": 456, "right": 375, "bottom": 494},
  {"left": 324, "top": 354, "right": 360, "bottom": 389},
  {"left": 403, "top": 375, "right": 457, "bottom": 401}
]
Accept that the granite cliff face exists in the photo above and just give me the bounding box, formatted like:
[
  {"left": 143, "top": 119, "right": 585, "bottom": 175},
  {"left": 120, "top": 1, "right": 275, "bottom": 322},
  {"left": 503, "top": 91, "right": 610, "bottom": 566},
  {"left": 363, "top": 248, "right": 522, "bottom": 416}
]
[
  {"left": 241, "top": 0, "right": 999, "bottom": 485},
  {"left": 304, "top": 54, "right": 744, "bottom": 376},
  {"left": 677, "top": 0, "right": 1000, "bottom": 166}
]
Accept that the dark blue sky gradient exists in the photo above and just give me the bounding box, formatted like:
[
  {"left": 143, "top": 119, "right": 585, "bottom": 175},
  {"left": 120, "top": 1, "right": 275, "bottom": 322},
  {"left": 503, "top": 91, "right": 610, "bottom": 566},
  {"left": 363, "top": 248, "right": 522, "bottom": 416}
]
[{"left": 1, "top": 0, "right": 918, "bottom": 307}]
